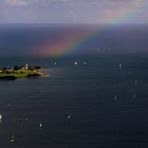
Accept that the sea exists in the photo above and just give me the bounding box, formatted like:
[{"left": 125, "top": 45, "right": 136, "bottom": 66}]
[
  {"left": 0, "top": 25, "right": 148, "bottom": 148},
  {"left": 0, "top": 55, "right": 148, "bottom": 148}
]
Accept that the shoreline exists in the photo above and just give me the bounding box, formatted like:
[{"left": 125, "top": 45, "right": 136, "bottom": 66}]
[{"left": 0, "top": 68, "right": 48, "bottom": 80}]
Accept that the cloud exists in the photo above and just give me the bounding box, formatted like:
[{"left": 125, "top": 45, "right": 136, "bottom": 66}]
[
  {"left": 4, "top": 0, "right": 145, "bottom": 7},
  {"left": 2, "top": 0, "right": 147, "bottom": 24},
  {"left": 5, "top": 0, "right": 28, "bottom": 6}
]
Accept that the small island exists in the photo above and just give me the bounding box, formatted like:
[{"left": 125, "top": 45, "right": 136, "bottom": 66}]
[{"left": 0, "top": 64, "right": 45, "bottom": 80}]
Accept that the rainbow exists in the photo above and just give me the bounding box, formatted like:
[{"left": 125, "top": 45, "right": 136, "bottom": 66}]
[{"left": 33, "top": 0, "right": 145, "bottom": 57}]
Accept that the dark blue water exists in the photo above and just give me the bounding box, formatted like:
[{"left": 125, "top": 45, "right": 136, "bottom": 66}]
[
  {"left": 0, "top": 55, "right": 148, "bottom": 147},
  {"left": 0, "top": 24, "right": 148, "bottom": 56}
]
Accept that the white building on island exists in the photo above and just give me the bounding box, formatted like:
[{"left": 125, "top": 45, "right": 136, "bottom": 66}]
[{"left": 25, "top": 64, "right": 29, "bottom": 70}]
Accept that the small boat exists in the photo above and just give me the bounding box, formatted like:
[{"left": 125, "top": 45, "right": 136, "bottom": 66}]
[
  {"left": 39, "top": 123, "right": 43, "bottom": 128},
  {"left": 114, "top": 96, "right": 117, "bottom": 100},
  {"left": 10, "top": 135, "right": 16, "bottom": 143},
  {"left": 119, "top": 64, "right": 122, "bottom": 69},
  {"left": 68, "top": 115, "right": 71, "bottom": 120},
  {"left": 74, "top": 61, "right": 78, "bottom": 65},
  {"left": 0, "top": 114, "right": 2, "bottom": 120}
]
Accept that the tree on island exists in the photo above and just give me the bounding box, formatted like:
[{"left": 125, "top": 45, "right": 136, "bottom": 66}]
[
  {"left": 13, "top": 65, "right": 19, "bottom": 70},
  {"left": 28, "top": 65, "right": 41, "bottom": 70},
  {"left": 13, "top": 65, "right": 41, "bottom": 71}
]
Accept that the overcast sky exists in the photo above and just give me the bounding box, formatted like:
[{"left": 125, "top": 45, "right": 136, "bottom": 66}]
[{"left": 0, "top": 0, "right": 147, "bottom": 24}]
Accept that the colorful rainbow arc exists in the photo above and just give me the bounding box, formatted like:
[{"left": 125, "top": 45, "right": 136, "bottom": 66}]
[{"left": 33, "top": 1, "right": 145, "bottom": 57}]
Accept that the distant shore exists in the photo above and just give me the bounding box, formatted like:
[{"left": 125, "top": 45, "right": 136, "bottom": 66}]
[{"left": 0, "top": 65, "right": 47, "bottom": 80}]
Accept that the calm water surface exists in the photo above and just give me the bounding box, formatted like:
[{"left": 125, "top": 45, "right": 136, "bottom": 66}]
[{"left": 0, "top": 55, "right": 148, "bottom": 148}]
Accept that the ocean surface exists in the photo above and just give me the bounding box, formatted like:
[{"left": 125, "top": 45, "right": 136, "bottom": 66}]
[
  {"left": 1, "top": 55, "right": 148, "bottom": 148},
  {"left": 0, "top": 24, "right": 148, "bottom": 56}
]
